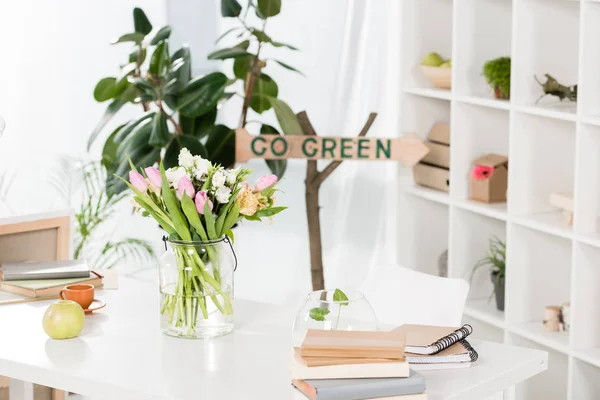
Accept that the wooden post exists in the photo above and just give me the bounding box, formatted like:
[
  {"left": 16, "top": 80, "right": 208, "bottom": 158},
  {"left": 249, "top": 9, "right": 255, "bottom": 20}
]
[{"left": 297, "top": 111, "right": 378, "bottom": 290}]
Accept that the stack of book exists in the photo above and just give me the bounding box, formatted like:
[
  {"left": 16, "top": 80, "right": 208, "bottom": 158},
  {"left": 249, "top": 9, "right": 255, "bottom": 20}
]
[
  {"left": 292, "top": 329, "right": 427, "bottom": 400},
  {"left": 0, "top": 260, "right": 102, "bottom": 299},
  {"left": 395, "top": 324, "right": 478, "bottom": 371}
]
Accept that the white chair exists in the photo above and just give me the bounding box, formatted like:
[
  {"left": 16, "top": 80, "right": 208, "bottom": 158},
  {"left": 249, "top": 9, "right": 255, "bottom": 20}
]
[{"left": 359, "top": 264, "right": 469, "bottom": 327}]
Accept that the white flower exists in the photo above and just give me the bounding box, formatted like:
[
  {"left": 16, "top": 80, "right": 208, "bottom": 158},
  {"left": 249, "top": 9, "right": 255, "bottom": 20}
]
[
  {"left": 165, "top": 166, "right": 188, "bottom": 188},
  {"left": 178, "top": 148, "right": 195, "bottom": 168},
  {"left": 212, "top": 170, "right": 226, "bottom": 188},
  {"left": 226, "top": 168, "right": 239, "bottom": 185},
  {"left": 215, "top": 186, "right": 231, "bottom": 204},
  {"left": 193, "top": 156, "right": 210, "bottom": 180}
]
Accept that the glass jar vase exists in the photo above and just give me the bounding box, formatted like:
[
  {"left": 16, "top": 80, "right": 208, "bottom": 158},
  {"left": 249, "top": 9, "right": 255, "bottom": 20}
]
[
  {"left": 292, "top": 290, "right": 379, "bottom": 346},
  {"left": 158, "top": 237, "right": 236, "bottom": 339}
]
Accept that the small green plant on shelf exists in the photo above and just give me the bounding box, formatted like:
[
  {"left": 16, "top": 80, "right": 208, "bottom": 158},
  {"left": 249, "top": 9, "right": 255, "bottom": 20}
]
[
  {"left": 535, "top": 74, "right": 577, "bottom": 103},
  {"left": 483, "top": 57, "right": 511, "bottom": 100},
  {"left": 309, "top": 289, "right": 349, "bottom": 329},
  {"left": 471, "top": 236, "right": 506, "bottom": 311}
]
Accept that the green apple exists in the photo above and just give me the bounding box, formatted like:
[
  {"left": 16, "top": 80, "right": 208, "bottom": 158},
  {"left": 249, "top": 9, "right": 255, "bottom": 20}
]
[
  {"left": 42, "top": 300, "right": 85, "bottom": 340},
  {"left": 440, "top": 60, "right": 452, "bottom": 68},
  {"left": 421, "top": 52, "right": 444, "bottom": 67}
]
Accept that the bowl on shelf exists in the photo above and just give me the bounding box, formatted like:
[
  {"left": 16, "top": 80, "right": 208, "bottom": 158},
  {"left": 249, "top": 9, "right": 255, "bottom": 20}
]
[{"left": 421, "top": 65, "right": 452, "bottom": 90}]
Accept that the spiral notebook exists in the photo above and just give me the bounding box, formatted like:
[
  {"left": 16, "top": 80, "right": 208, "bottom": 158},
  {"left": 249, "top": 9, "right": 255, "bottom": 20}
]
[
  {"left": 394, "top": 324, "right": 473, "bottom": 355},
  {"left": 405, "top": 340, "right": 478, "bottom": 364}
]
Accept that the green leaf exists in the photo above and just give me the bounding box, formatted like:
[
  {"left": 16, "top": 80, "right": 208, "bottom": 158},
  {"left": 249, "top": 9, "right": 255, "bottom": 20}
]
[
  {"left": 177, "top": 72, "right": 228, "bottom": 117},
  {"left": 129, "top": 47, "right": 146, "bottom": 64},
  {"left": 270, "top": 41, "right": 299, "bottom": 50},
  {"left": 133, "top": 7, "right": 153, "bottom": 35},
  {"left": 205, "top": 125, "right": 235, "bottom": 168},
  {"left": 268, "top": 97, "right": 302, "bottom": 135},
  {"left": 88, "top": 99, "right": 126, "bottom": 150},
  {"left": 179, "top": 108, "right": 217, "bottom": 138},
  {"left": 181, "top": 194, "right": 208, "bottom": 241},
  {"left": 309, "top": 307, "right": 330, "bottom": 322},
  {"left": 118, "top": 62, "right": 138, "bottom": 83},
  {"left": 215, "top": 27, "right": 242, "bottom": 43},
  {"left": 273, "top": 60, "right": 304, "bottom": 76},
  {"left": 108, "top": 145, "right": 159, "bottom": 195},
  {"left": 260, "top": 124, "right": 287, "bottom": 179},
  {"left": 233, "top": 55, "right": 252, "bottom": 79},
  {"left": 113, "top": 112, "right": 155, "bottom": 143},
  {"left": 256, "top": 206, "right": 287, "bottom": 218},
  {"left": 101, "top": 123, "right": 126, "bottom": 170},
  {"left": 333, "top": 288, "right": 349, "bottom": 306},
  {"left": 93, "top": 77, "right": 128, "bottom": 103},
  {"left": 163, "top": 135, "right": 208, "bottom": 169},
  {"left": 257, "top": 0, "right": 281, "bottom": 18},
  {"left": 251, "top": 29, "right": 271, "bottom": 42},
  {"left": 225, "top": 229, "right": 235, "bottom": 243},
  {"left": 166, "top": 46, "right": 192, "bottom": 95},
  {"left": 251, "top": 73, "right": 278, "bottom": 113},
  {"left": 207, "top": 47, "right": 251, "bottom": 60},
  {"left": 160, "top": 164, "right": 191, "bottom": 241},
  {"left": 111, "top": 32, "right": 145, "bottom": 45},
  {"left": 221, "top": 201, "right": 240, "bottom": 236},
  {"left": 150, "top": 26, "right": 172, "bottom": 45},
  {"left": 221, "top": 0, "right": 242, "bottom": 17},
  {"left": 149, "top": 112, "right": 171, "bottom": 147},
  {"left": 235, "top": 40, "right": 250, "bottom": 50},
  {"left": 204, "top": 201, "right": 217, "bottom": 239},
  {"left": 149, "top": 40, "right": 170, "bottom": 77},
  {"left": 116, "top": 119, "right": 153, "bottom": 161}
]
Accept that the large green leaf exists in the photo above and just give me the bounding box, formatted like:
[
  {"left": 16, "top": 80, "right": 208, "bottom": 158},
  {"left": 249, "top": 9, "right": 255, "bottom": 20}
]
[
  {"left": 149, "top": 40, "right": 170, "bottom": 77},
  {"left": 116, "top": 118, "right": 153, "bottom": 161},
  {"left": 251, "top": 73, "right": 278, "bottom": 113},
  {"left": 251, "top": 29, "right": 271, "bottom": 42},
  {"left": 101, "top": 123, "right": 126, "bottom": 170},
  {"left": 257, "top": 0, "right": 281, "bottom": 18},
  {"left": 268, "top": 97, "right": 302, "bottom": 135},
  {"left": 205, "top": 124, "right": 235, "bottom": 168},
  {"left": 88, "top": 99, "right": 126, "bottom": 150},
  {"left": 260, "top": 124, "right": 287, "bottom": 178},
  {"left": 207, "top": 47, "right": 251, "bottom": 60},
  {"left": 233, "top": 55, "right": 252, "bottom": 79},
  {"left": 221, "top": 0, "right": 242, "bottom": 17},
  {"left": 93, "top": 77, "right": 129, "bottom": 102},
  {"left": 177, "top": 72, "right": 228, "bottom": 117},
  {"left": 133, "top": 7, "right": 153, "bottom": 35},
  {"left": 163, "top": 135, "right": 208, "bottom": 169},
  {"left": 111, "top": 32, "right": 145, "bottom": 45},
  {"left": 166, "top": 47, "right": 191, "bottom": 94},
  {"left": 179, "top": 108, "right": 217, "bottom": 138},
  {"left": 113, "top": 112, "right": 154, "bottom": 143},
  {"left": 150, "top": 26, "right": 172, "bottom": 45},
  {"left": 149, "top": 112, "right": 171, "bottom": 147}
]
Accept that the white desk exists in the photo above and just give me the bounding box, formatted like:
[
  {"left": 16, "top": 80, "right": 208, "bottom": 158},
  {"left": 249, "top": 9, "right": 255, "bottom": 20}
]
[{"left": 0, "top": 275, "right": 547, "bottom": 400}]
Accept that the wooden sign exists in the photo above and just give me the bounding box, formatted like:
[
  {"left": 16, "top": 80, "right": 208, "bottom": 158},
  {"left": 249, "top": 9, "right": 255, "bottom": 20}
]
[{"left": 235, "top": 128, "right": 429, "bottom": 167}]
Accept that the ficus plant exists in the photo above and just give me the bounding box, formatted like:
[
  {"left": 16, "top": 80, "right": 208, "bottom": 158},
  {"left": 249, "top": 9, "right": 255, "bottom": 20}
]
[{"left": 89, "top": 2, "right": 302, "bottom": 195}]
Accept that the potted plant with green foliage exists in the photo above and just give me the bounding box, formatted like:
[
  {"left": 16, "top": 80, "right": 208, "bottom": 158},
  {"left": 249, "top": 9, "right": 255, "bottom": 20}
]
[
  {"left": 89, "top": 2, "right": 302, "bottom": 195},
  {"left": 483, "top": 57, "right": 511, "bottom": 100},
  {"left": 471, "top": 236, "right": 506, "bottom": 311}
]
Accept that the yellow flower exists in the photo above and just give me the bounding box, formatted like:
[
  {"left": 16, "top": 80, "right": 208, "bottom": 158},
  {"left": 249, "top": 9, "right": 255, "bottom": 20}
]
[{"left": 238, "top": 189, "right": 260, "bottom": 216}]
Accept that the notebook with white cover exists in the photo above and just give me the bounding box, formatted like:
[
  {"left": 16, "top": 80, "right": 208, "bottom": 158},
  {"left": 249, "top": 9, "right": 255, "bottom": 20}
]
[
  {"left": 1, "top": 260, "right": 89, "bottom": 281},
  {"left": 406, "top": 340, "right": 478, "bottom": 364},
  {"left": 394, "top": 324, "right": 473, "bottom": 355},
  {"left": 291, "top": 348, "right": 409, "bottom": 380}
]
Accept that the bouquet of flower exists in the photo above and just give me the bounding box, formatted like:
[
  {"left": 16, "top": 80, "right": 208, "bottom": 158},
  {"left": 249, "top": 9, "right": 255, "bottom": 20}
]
[{"left": 119, "top": 148, "right": 285, "bottom": 335}]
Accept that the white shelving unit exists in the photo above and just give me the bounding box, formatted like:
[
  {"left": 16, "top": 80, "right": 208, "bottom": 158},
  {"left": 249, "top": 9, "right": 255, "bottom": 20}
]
[{"left": 398, "top": 0, "right": 600, "bottom": 398}]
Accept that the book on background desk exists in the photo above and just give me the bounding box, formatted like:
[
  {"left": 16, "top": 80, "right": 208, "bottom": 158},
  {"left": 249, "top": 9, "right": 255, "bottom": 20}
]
[
  {"left": 292, "top": 348, "right": 410, "bottom": 380},
  {"left": 292, "top": 369, "right": 426, "bottom": 400},
  {"left": 394, "top": 324, "right": 473, "bottom": 355},
  {"left": 0, "top": 259, "right": 90, "bottom": 281},
  {"left": 300, "top": 329, "right": 405, "bottom": 359},
  {"left": 0, "top": 273, "right": 102, "bottom": 298}
]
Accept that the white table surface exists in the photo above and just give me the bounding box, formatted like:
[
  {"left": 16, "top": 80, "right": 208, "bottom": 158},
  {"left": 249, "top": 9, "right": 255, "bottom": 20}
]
[{"left": 0, "top": 273, "right": 548, "bottom": 400}]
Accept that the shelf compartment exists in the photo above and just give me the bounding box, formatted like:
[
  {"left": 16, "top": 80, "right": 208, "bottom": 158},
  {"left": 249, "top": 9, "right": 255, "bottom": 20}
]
[
  {"left": 506, "top": 225, "right": 572, "bottom": 334},
  {"left": 509, "top": 112, "right": 576, "bottom": 220},
  {"left": 399, "top": 178, "right": 450, "bottom": 205},
  {"left": 448, "top": 208, "right": 506, "bottom": 302},
  {"left": 508, "top": 334, "right": 569, "bottom": 400},
  {"left": 397, "top": 193, "right": 449, "bottom": 276},
  {"left": 570, "top": 358, "right": 600, "bottom": 400},
  {"left": 574, "top": 124, "right": 600, "bottom": 235},
  {"left": 401, "top": 0, "right": 453, "bottom": 90},
  {"left": 511, "top": 0, "right": 580, "bottom": 112},
  {"left": 451, "top": 103, "right": 509, "bottom": 201},
  {"left": 453, "top": 0, "right": 512, "bottom": 98},
  {"left": 463, "top": 298, "right": 505, "bottom": 329},
  {"left": 578, "top": 2, "right": 600, "bottom": 117},
  {"left": 571, "top": 243, "right": 600, "bottom": 351},
  {"left": 454, "top": 199, "right": 508, "bottom": 221},
  {"left": 403, "top": 87, "right": 452, "bottom": 101},
  {"left": 508, "top": 322, "right": 570, "bottom": 355}
]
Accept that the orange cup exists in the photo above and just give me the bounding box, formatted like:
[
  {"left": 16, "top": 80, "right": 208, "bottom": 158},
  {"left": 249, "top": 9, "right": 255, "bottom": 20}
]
[{"left": 59, "top": 284, "right": 95, "bottom": 309}]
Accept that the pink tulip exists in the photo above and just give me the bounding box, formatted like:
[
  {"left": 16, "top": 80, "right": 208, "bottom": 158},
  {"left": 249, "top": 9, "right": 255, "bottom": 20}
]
[
  {"left": 255, "top": 174, "right": 278, "bottom": 191},
  {"left": 145, "top": 167, "right": 162, "bottom": 188},
  {"left": 129, "top": 170, "right": 148, "bottom": 192},
  {"left": 195, "top": 191, "right": 213, "bottom": 214},
  {"left": 177, "top": 176, "right": 195, "bottom": 199}
]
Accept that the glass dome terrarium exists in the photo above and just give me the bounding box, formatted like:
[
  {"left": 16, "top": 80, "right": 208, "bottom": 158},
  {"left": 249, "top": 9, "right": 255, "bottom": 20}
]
[{"left": 292, "top": 289, "right": 379, "bottom": 346}]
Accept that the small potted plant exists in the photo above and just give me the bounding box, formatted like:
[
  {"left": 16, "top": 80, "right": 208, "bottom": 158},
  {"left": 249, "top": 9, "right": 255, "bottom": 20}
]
[
  {"left": 483, "top": 57, "right": 511, "bottom": 100},
  {"left": 471, "top": 236, "right": 506, "bottom": 311}
]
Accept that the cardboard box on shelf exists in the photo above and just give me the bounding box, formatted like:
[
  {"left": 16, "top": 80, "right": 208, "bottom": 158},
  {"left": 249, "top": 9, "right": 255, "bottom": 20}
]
[
  {"left": 469, "top": 154, "right": 508, "bottom": 203},
  {"left": 422, "top": 142, "right": 450, "bottom": 169},
  {"left": 413, "top": 163, "right": 450, "bottom": 192},
  {"left": 412, "top": 122, "right": 451, "bottom": 193}
]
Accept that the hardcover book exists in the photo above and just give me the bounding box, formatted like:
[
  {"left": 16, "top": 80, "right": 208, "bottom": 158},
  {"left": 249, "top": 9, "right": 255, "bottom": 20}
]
[
  {"left": 0, "top": 274, "right": 102, "bottom": 298},
  {"left": 300, "top": 329, "right": 405, "bottom": 359},
  {"left": 1, "top": 259, "right": 90, "bottom": 281}
]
